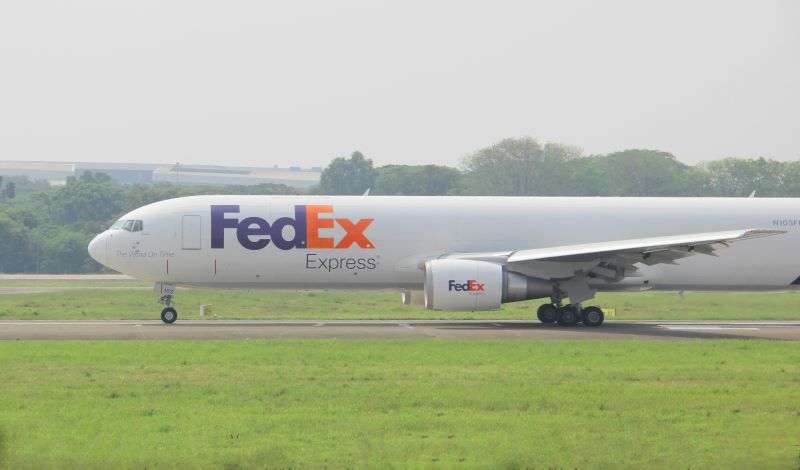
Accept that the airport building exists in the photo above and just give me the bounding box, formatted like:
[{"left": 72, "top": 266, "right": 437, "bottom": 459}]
[{"left": 0, "top": 161, "right": 322, "bottom": 189}]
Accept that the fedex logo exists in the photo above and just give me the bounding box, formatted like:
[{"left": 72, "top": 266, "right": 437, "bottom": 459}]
[
  {"left": 211, "top": 205, "right": 374, "bottom": 251},
  {"left": 448, "top": 280, "right": 486, "bottom": 292}
]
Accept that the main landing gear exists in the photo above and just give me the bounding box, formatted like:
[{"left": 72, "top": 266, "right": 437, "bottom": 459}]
[{"left": 536, "top": 303, "right": 604, "bottom": 327}]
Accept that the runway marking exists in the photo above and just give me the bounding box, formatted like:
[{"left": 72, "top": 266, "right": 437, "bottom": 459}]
[
  {"left": 633, "top": 321, "right": 800, "bottom": 326},
  {"left": 659, "top": 326, "right": 760, "bottom": 331}
]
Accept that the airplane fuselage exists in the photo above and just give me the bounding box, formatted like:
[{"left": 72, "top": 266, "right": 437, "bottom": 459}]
[{"left": 89, "top": 195, "right": 800, "bottom": 292}]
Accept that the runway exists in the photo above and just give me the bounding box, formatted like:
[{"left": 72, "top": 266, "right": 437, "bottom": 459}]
[{"left": 1, "top": 320, "right": 799, "bottom": 340}]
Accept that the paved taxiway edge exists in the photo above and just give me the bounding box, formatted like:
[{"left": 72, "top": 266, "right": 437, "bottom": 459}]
[{"left": 1, "top": 320, "right": 799, "bottom": 341}]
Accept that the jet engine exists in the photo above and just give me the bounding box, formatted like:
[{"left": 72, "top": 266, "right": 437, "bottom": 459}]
[{"left": 423, "top": 259, "right": 553, "bottom": 311}]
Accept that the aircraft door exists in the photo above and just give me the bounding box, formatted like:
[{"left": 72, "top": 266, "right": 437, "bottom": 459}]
[{"left": 181, "top": 215, "right": 202, "bottom": 250}]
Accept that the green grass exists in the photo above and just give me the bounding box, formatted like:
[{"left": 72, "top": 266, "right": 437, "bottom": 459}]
[
  {"left": 0, "top": 340, "right": 798, "bottom": 468},
  {"left": 1, "top": 282, "right": 800, "bottom": 320}
]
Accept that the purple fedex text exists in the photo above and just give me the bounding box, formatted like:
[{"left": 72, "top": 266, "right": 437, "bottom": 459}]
[{"left": 211, "top": 205, "right": 307, "bottom": 250}]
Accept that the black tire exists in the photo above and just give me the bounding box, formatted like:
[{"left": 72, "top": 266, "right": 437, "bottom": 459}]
[
  {"left": 161, "top": 307, "right": 177, "bottom": 324},
  {"left": 557, "top": 305, "right": 580, "bottom": 326},
  {"left": 537, "top": 304, "right": 558, "bottom": 323},
  {"left": 581, "top": 306, "right": 604, "bottom": 327}
]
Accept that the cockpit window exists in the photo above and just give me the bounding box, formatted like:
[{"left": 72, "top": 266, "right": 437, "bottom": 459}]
[{"left": 111, "top": 219, "right": 144, "bottom": 232}]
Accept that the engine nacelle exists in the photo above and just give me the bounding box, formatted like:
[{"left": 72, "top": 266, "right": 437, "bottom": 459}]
[{"left": 423, "top": 259, "right": 553, "bottom": 311}]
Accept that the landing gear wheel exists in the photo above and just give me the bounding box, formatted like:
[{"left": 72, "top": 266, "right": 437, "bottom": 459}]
[
  {"left": 537, "top": 304, "right": 558, "bottom": 324},
  {"left": 557, "top": 305, "right": 580, "bottom": 326},
  {"left": 161, "top": 307, "right": 177, "bottom": 324},
  {"left": 581, "top": 306, "right": 604, "bottom": 327}
]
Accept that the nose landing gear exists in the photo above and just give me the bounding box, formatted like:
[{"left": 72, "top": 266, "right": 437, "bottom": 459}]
[
  {"left": 161, "top": 307, "right": 178, "bottom": 324},
  {"left": 155, "top": 283, "right": 178, "bottom": 324}
]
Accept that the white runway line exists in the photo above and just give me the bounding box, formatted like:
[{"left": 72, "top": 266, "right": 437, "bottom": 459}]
[
  {"left": 659, "top": 326, "right": 760, "bottom": 331},
  {"left": 631, "top": 320, "right": 800, "bottom": 326}
]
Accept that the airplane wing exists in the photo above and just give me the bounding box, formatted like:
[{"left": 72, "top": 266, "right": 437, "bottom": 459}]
[
  {"left": 506, "top": 228, "right": 781, "bottom": 264},
  {"left": 439, "top": 228, "right": 785, "bottom": 303}
]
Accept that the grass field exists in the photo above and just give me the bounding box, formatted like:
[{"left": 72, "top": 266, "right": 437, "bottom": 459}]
[
  {"left": 2, "top": 278, "right": 800, "bottom": 320},
  {"left": 3, "top": 282, "right": 800, "bottom": 468},
  {"left": 0, "top": 340, "right": 800, "bottom": 468},
  {"left": 0, "top": 340, "right": 798, "bottom": 468}
]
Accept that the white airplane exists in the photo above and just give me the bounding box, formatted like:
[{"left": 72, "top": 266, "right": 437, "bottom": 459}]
[{"left": 88, "top": 195, "right": 795, "bottom": 325}]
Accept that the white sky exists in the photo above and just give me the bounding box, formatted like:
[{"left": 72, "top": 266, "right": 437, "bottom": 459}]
[{"left": 0, "top": 0, "right": 797, "bottom": 168}]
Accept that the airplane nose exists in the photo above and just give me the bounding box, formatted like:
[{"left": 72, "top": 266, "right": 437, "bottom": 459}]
[{"left": 88, "top": 233, "right": 107, "bottom": 265}]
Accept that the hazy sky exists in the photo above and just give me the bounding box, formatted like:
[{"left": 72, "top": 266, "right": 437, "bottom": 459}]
[{"left": 0, "top": 0, "right": 797, "bottom": 168}]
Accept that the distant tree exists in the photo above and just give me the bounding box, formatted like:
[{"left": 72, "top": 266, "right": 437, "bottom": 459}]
[
  {"left": 563, "top": 156, "right": 607, "bottom": 196},
  {"left": 318, "top": 151, "right": 376, "bottom": 195},
  {"left": 52, "top": 172, "right": 123, "bottom": 224},
  {"left": 458, "top": 137, "right": 581, "bottom": 195},
  {"left": 598, "top": 149, "right": 698, "bottom": 196},
  {"left": 37, "top": 227, "right": 96, "bottom": 273},
  {"left": 702, "top": 157, "right": 787, "bottom": 197},
  {"left": 4, "top": 181, "right": 15, "bottom": 199},
  {"left": 0, "top": 212, "right": 31, "bottom": 272},
  {"left": 374, "top": 165, "right": 462, "bottom": 195},
  {"left": 0, "top": 175, "right": 49, "bottom": 199},
  {"left": 779, "top": 161, "right": 800, "bottom": 197},
  {"left": 76, "top": 170, "right": 112, "bottom": 184}
]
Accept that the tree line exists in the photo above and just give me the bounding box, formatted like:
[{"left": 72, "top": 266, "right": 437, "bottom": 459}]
[
  {"left": 0, "top": 175, "right": 18, "bottom": 201},
  {"left": 319, "top": 138, "right": 800, "bottom": 197},
  {"left": 1, "top": 136, "right": 799, "bottom": 273}
]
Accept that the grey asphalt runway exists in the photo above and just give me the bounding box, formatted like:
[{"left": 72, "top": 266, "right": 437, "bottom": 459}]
[{"left": 1, "top": 320, "right": 799, "bottom": 340}]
